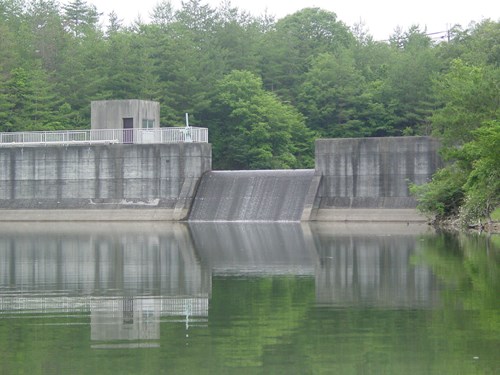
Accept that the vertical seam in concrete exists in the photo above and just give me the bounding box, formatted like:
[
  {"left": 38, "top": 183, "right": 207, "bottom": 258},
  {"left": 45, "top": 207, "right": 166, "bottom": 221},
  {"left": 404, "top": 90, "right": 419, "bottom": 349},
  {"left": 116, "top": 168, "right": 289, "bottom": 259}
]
[
  {"left": 56, "top": 147, "right": 63, "bottom": 200},
  {"left": 379, "top": 144, "right": 388, "bottom": 199},
  {"left": 406, "top": 142, "right": 415, "bottom": 195},
  {"left": 94, "top": 146, "right": 101, "bottom": 199},
  {"left": 156, "top": 145, "right": 161, "bottom": 198},
  {"left": 9, "top": 149, "right": 15, "bottom": 200},
  {"left": 115, "top": 146, "right": 124, "bottom": 199},
  {"left": 31, "top": 148, "right": 36, "bottom": 198},
  {"left": 352, "top": 141, "right": 359, "bottom": 201},
  {"left": 178, "top": 143, "right": 185, "bottom": 197}
]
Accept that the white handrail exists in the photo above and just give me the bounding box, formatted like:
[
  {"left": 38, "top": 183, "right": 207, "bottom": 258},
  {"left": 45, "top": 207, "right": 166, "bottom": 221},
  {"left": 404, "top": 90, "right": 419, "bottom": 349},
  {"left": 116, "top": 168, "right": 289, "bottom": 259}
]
[{"left": 0, "top": 127, "right": 208, "bottom": 146}]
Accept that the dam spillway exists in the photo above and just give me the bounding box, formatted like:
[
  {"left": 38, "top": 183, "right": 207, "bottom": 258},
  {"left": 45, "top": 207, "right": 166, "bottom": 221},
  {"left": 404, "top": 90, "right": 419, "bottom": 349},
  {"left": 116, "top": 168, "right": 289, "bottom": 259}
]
[{"left": 188, "top": 170, "right": 316, "bottom": 221}]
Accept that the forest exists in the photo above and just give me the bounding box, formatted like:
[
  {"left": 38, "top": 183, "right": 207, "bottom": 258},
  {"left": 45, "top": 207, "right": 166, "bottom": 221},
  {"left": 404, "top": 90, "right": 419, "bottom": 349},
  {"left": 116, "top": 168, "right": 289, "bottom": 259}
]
[{"left": 0, "top": 0, "right": 498, "bottom": 223}]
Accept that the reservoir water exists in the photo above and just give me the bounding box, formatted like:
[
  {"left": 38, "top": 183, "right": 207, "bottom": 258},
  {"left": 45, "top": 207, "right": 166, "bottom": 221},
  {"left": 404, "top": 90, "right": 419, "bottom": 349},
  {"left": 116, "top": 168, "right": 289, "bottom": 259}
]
[{"left": 0, "top": 222, "right": 498, "bottom": 374}]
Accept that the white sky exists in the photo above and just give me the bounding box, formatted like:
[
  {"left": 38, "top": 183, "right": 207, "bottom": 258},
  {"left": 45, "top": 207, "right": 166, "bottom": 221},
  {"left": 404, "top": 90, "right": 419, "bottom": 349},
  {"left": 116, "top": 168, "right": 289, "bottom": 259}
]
[{"left": 73, "top": 0, "right": 499, "bottom": 40}]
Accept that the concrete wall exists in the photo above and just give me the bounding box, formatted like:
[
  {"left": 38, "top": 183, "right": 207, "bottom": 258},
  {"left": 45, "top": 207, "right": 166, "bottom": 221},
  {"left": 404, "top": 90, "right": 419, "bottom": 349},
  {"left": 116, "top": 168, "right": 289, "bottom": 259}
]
[
  {"left": 0, "top": 136, "right": 441, "bottom": 222},
  {"left": 91, "top": 100, "right": 160, "bottom": 130},
  {"left": 313, "top": 137, "right": 441, "bottom": 222},
  {"left": 0, "top": 143, "right": 211, "bottom": 221}
]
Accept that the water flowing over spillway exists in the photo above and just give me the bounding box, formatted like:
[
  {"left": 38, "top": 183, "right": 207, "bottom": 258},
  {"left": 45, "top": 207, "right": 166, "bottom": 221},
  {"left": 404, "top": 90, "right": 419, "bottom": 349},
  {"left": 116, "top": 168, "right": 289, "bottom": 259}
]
[{"left": 188, "top": 170, "right": 316, "bottom": 221}]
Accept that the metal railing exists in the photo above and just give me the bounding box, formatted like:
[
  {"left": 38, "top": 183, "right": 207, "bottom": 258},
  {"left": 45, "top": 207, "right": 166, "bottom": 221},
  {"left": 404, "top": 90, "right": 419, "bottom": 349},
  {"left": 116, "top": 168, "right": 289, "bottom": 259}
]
[
  {"left": 0, "top": 127, "right": 208, "bottom": 147},
  {"left": 0, "top": 295, "right": 209, "bottom": 317}
]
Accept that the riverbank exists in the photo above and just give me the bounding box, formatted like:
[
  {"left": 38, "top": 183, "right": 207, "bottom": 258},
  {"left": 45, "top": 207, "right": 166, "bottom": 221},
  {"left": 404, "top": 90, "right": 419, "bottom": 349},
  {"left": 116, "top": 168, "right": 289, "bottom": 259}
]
[
  {"left": 470, "top": 221, "right": 500, "bottom": 234},
  {"left": 430, "top": 216, "right": 500, "bottom": 234}
]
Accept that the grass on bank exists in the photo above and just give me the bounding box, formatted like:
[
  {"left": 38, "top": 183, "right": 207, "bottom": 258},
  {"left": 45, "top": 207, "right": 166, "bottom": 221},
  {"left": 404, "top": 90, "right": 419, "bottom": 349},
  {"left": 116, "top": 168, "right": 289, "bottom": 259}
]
[{"left": 491, "top": 208, "right": 500, "bottom": 222}]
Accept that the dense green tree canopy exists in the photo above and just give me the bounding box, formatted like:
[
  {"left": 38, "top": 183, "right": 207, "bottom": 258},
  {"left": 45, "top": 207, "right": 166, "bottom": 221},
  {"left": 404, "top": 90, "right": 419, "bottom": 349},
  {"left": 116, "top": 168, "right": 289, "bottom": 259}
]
[
  {"left": 206, "top": 70, "right": 315, "bottom": 169},
  {"left": 410, "top": 51, "right": 499, "bottom": 223}
]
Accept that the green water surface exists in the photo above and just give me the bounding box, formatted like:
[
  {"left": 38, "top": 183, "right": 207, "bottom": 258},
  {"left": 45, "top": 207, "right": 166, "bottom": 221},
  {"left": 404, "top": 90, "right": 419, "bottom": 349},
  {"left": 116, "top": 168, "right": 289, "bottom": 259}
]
[{"left": 0, "top": 223, "right": 498, "bottom": 374}]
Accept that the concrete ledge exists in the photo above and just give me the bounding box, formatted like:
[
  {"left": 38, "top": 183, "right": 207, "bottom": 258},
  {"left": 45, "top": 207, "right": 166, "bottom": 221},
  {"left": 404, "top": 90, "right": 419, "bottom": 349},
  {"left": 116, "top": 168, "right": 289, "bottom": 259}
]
[
  {"left": 314, "top": 208, "right": 428, "bottom": 222},
  {"left": 0, "top": 208, "right": 428, "bottom": 222},
  {"left": 309, "top": 221, "right": 433, "bottom": 235},
  {"left": 0, "top": 209, "right": 181, "bottom": 221}
]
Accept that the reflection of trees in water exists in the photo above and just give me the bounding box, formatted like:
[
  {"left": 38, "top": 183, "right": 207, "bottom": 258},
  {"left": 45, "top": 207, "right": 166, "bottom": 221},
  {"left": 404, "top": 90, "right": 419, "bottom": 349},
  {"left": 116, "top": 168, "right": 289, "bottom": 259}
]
[
  {"left": 413, "top": 233, "right": 500, "bottom": 374},
  {"left": 414, "top": 233, "right": 500, "bottom": 327},
  {"left": 208, "top": 276, "right": 315, "bottom": 368}
]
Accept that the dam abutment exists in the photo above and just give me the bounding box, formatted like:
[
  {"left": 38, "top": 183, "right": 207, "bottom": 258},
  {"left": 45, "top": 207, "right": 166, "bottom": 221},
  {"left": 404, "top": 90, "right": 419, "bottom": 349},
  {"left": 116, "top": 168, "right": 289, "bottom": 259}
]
[{"left": 313, "top": 137, "right": 441, "bottom": 221}]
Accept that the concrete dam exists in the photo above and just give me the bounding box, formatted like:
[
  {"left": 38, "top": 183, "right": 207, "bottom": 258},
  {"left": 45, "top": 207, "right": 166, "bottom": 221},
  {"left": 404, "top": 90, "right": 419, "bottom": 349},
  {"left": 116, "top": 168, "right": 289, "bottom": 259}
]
[{"left": 0, "top": 137, "right": 441, "bottom": 222}]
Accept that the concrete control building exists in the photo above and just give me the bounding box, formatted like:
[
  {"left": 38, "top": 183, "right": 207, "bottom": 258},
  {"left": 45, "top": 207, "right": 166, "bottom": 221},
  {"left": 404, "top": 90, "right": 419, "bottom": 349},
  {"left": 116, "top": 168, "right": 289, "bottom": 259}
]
[{"left": 91, "top": 100, "right": 160, "bottom": 131}]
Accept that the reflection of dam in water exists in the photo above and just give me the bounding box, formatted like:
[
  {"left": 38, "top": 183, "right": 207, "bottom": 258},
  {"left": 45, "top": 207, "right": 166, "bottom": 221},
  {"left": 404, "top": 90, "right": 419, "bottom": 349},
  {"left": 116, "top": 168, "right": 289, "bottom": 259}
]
[
  {"left": 189, "top": 222, "right": 317, "bottom": 275},
  {"left": 311, "top": 224, "right": 439, "bottom": 308},
  {"left": 0, "top": 223, "right": 440, "bottom": 320},
  {"left": 0, "top": 223, "right": 208, "bottom": 296},
  {"left": 0, "top": 223, "right": 210, "bottom": 348},
  {"left": 0, "top": 295, "right": 208, "bottom": 349}
]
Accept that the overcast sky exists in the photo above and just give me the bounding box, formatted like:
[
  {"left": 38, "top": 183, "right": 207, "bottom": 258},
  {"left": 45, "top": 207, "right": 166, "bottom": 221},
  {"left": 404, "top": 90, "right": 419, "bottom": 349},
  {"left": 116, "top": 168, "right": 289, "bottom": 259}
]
[{"left": 72, "top": 0, "right": 499, "bottom": 40}]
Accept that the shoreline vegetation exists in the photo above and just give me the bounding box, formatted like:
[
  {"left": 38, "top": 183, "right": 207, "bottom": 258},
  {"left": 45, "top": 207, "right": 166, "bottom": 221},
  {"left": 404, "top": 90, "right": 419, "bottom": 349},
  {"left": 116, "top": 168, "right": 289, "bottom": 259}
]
[
  {"left": 428, "top": 207, "right": 500, "bottom": 234},
  {"left": 430, "top": 217, "right": 500, "bottom": 234}
]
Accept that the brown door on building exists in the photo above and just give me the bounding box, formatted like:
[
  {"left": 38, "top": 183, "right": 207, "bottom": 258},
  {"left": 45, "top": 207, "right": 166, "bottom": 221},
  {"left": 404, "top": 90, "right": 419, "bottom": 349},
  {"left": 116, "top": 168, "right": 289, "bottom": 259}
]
[{"left": 123, "top": 118, "right": 134, "bottom": 144}]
